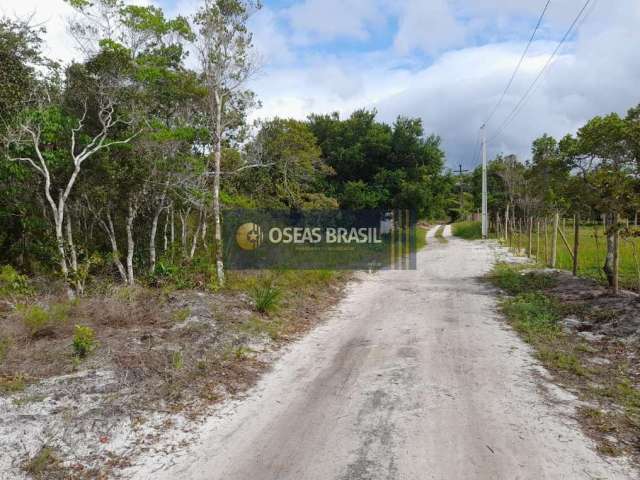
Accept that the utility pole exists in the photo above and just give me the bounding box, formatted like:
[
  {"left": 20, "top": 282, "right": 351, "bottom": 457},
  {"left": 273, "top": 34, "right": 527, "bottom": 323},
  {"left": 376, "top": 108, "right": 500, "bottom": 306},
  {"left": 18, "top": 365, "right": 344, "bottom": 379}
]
[
  {"left": 454, "top": 164, "right": 469, "bottom": 220},
  {"left": 481, "top": 124, "right": 488, "bottom": 238}
]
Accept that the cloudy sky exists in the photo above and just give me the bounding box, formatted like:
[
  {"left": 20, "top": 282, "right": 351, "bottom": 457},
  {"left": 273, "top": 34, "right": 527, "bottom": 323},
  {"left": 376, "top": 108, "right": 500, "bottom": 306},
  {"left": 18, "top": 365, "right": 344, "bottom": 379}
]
[{"left": 2, "top": 0, "right": 639, "bottom": 170}]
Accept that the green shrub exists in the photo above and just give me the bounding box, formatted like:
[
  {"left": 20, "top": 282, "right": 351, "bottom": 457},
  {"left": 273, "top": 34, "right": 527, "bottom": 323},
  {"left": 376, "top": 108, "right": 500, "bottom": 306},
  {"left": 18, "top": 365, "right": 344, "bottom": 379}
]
[
  {"left": 252, "top": 281, "right": 281, "bottom": 314},
  {"left": 21, "top": 305, "right": 50, "bottom": 336},
  {"left": 49, "top": 302, "right": 73, "bottom": 323},
  {"left": 0, "top": 265, "right": 31, "bottom": 296},
  {"left": 72, "top": 325, "right": 97, "bottom": 358},
  {"left": 452, "top": 221, "right": 482, "bottom": 240}
]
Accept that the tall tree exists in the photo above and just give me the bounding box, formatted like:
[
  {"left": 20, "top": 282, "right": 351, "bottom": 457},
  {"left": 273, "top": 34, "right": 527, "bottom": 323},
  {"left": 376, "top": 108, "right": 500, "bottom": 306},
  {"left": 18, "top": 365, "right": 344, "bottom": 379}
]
[
  {"left": 562, "top": 113, "right": 636, "bottom": 293},
  {"left": 193, "top": 0, "right": 260, "bottom": 286}
]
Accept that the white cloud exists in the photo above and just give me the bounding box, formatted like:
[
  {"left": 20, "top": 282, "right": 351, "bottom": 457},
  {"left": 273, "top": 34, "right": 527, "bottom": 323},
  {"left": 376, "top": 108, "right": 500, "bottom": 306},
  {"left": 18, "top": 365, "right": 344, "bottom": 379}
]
[
  {"left": 285, "top": 0, "right": 386, "bottom": 43},
  {"left": 1, "top": 0, "right": 78, "bottom": 64},
  {"left": 393, "top": 0, "right": 466, "bottom": 55}
]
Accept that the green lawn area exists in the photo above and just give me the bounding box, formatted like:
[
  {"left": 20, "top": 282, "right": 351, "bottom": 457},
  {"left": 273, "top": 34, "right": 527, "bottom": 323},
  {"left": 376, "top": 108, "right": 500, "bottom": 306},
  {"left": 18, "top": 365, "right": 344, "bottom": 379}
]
[
  {"left": 506, "top": 222, "right": 640, "bottom": 292},
  {"left": 452, "top": 221, "right": 482, "bottom": 240}
]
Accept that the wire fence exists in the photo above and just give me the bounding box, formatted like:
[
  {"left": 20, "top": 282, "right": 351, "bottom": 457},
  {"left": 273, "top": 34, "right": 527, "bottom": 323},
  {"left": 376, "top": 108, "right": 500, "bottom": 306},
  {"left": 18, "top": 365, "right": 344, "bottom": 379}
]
[{"left": 490, "top": 214, "right": 640, "bottom": 292}]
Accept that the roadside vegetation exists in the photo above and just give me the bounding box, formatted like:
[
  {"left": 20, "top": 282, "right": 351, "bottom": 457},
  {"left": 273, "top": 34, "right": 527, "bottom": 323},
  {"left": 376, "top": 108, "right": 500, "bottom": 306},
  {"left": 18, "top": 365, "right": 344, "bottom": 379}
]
[
  {"left": 489, "top": 262, "right": 640, "bottom": 462},
  {"left": 452, "top": 221, "right": 482, "bottom": 240},
  {"left": 505, "top": 222, "right": 640, "bottom": 292},
  {"left": 455, "top": 105, "right": 640, "bottom": 294},
  {"left": 415, "top": 224, "right": 429, "bottom": 251}
]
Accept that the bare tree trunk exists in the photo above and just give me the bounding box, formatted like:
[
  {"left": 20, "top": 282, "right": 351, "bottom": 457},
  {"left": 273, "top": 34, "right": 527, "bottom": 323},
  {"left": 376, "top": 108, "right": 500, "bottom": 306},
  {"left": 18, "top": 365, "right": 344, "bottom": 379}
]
[
  {"left": 149, "top": 195, "right": 166, "bottom": 274},
  {"left": 126, "top": 201, "right": 137, "bottom": 285},
  {"left": 527, "top": 217, "right": 533, "bottom": 258},
  {"left": 179, "top": 208, "right": 192, "bottom": 255},
  {"left": 54, "top": 217, "right": 70, "bottom": 285},
  {"left": 163, "top": 209, "right": 169, "bottom": 253},
  {"left": 65, "top": 214, "right": 83, "bottom": 295},
  {"left": 201, "top": 209, "right": 208, "bottom": 249},
  {"left": 190, "top": 211, "right": 203, "bottom": 260},
  {"left": 104, "top": 212, "right": 127, "bottom": 283},
  {"left": 551, "top": 211, "right": 559, "bottom": 268},
  {"left": 213, "top": 91, "right": 225, "bottom": 286},
  {"left": 150, "top": 208, "right": 161, "bottom": 274},
  {"left": 170, "top": 205, "right": 175, "bottom": 246}
]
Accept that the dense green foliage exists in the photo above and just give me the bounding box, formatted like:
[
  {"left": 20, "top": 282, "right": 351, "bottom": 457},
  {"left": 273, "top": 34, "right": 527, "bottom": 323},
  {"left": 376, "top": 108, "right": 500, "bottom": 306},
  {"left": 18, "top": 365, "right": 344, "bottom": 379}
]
[
  {"left": 0, "top": 4, "right": 453, "bottom": 289},
  {"left": 308, "top": 110, "right": 453, "bottom": 218}
]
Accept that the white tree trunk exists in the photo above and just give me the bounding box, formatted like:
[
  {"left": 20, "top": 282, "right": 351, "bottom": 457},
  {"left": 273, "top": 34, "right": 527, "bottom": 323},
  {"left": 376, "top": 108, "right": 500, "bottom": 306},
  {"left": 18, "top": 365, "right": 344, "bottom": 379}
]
[
  {"left": 163, "top": 208, "right": 169, "bottom": 253},
  {"left": 65, "top": 213, "right": 83, "bottom": 295},
  {"left": 190, "top": 210, "right": 203, "bottom": 259},
  {"left": 126, "top": 201, "right": 137, "bottom": 285},
  {"left": 170, "top": 206, "right": 175, "bottom": 246},
  {"left": 105, "top": 212, "right": 127, "bottom": 283},
  {"left": 179, "top": 208, "right": 190, "bottom": 255},
  {"left": 149, "top": 202, "right": 165, "bottom": 273},
  {"left": 213, "top": 91, "right": 225, "bottom": 286},
  {"left": 201, "top": 209, "right": 208, "bottom": 249}
]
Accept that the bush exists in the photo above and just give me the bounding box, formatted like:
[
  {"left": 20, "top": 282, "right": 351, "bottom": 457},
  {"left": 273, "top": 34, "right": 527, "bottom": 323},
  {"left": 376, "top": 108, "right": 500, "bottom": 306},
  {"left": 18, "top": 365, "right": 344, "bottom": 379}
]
[
  {"left": 72, "top": 325, "right": 97, "bottom": 358},
  {"left": 452, "top": 221, "right": 482, "bottom": 240},
  {"left": 21, "top": 305, "right": 50, "bottom": 336},
  {"left": 0, "top": 265, "right": 31, "bottom": 296},
  {"left": 252, "top": 280, "right": 281, "bottom": 314}
]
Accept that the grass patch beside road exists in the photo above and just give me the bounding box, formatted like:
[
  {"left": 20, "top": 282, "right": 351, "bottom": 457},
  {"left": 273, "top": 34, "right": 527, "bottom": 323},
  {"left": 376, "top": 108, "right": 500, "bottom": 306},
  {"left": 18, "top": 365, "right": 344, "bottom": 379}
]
[
  {"left": 452, "top": 221, "right": 482, "bottom": 240},
  {"left": 488, "top": 262, "right": 640, "bottom": 463},
  {"left": 415, "top": 225, "right": 429, "bottom": 251}
]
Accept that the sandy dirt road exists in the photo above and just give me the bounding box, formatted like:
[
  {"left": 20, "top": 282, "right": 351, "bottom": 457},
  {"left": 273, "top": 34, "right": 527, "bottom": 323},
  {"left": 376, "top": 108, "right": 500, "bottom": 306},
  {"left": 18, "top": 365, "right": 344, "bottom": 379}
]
[{"left": 132, "top": 231, "right": 635, "bottom": 480}]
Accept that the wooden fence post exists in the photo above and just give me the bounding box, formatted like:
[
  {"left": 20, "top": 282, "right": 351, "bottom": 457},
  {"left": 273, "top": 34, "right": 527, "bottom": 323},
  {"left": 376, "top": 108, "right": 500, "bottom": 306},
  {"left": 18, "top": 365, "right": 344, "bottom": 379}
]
[
  {"left": 544, "top": 218, "right": 549, "bottom": 265},
  {"left": 528, "top": 217, "right": 533, "bottom": 258},
  {"left": 573, "top": 213, "right": 580, "bottom": 276},
  {"left": 613, "top": 212, "right": 620, "bottom": 295},
  {"left": 505, "top": 205, "right": 509, "bottom": 246},
  {"left": 536, "top": 220, "right": 540, "bottom": 260},
  {"left": 551, "top": 211, "right": 559, "bottom": 268}
]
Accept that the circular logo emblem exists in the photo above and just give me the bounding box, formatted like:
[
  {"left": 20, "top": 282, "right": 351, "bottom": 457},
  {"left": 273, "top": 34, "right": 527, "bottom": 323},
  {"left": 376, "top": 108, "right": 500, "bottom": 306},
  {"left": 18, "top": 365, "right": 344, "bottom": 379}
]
[{"left": 236, "top": 223, "right": 263, "bottom": 251}]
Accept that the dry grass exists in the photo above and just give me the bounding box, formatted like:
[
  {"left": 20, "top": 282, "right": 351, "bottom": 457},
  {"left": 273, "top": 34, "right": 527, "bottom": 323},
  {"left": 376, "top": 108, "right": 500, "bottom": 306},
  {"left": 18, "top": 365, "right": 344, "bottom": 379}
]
[{"left": 0, "top": 269, "right": 350, "bottom": 478}]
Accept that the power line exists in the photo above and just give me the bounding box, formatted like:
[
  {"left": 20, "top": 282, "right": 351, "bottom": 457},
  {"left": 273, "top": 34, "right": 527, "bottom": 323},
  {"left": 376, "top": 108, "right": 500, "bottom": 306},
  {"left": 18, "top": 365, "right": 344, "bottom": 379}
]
[
  {"left": 488, "top": 0, "right": 593, "bottom": 144},
  {"left": 483, "top": 0, "right": 551, "bottom": 128}
]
